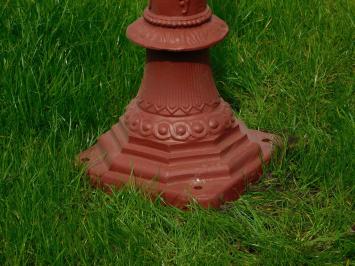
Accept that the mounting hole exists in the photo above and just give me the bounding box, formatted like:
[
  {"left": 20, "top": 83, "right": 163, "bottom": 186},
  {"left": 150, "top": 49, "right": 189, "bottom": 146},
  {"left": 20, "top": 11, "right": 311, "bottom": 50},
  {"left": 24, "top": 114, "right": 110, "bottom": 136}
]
[
  {"left": 193, "top": 185, "right": 203, "bottom": 190},
  {"left": 262, "top": 138, "right": 271, "bottom": 143},
  {"left": 81, "top": 157, "right": 90, "bottom": 162}
]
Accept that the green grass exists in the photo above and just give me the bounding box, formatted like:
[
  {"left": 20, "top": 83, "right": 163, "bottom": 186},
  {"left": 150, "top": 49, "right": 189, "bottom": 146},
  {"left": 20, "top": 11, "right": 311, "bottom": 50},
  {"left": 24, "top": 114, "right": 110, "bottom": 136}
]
[{"left": 1, "top": 0, "right": 354, "bottom": 264}]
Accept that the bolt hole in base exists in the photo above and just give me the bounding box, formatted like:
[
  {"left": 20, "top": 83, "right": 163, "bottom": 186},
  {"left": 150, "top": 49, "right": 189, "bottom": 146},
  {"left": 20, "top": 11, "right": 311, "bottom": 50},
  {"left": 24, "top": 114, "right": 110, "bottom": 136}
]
[
  {"left": 262, "top": 138, "right": 271, "bottom": 143},
  {"left": 194, "top": 185, "right": 203, "bottom": 190},
  {"left": 81, "top": 157, "right": 90, "bottom": 162}
]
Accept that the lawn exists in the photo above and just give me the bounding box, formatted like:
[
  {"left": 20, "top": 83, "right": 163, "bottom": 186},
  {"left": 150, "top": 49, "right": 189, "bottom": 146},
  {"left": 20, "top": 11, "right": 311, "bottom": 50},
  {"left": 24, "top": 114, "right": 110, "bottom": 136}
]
[{"left": 0, "top": 0, "right": 354, "bottom": 264}]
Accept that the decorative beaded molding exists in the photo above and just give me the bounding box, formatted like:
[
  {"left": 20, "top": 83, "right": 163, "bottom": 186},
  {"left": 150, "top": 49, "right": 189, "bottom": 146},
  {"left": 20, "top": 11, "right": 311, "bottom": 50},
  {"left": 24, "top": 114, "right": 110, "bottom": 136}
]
[
  {"left": 143, "top": 7, "right": 212, "bottom": 28},
  {"left": 124, "top": 99, "right": 236, "bottom": 141}
]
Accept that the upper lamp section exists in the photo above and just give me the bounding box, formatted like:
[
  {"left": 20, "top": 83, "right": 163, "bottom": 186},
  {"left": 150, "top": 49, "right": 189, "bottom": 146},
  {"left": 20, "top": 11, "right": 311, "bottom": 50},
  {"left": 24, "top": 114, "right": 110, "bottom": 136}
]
[
  {"left": 126, "top": 0, "right": 229, "bottom": 51},
  {"left": 149, "top": 0, "right": 207, "bottom": 17}
]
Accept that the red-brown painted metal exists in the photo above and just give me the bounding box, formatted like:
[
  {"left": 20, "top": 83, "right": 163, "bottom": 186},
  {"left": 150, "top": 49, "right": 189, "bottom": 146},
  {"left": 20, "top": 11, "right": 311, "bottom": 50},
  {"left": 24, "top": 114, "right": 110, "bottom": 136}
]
[{"left": 79, "top": 0, "right": 277, "bottom": 208}]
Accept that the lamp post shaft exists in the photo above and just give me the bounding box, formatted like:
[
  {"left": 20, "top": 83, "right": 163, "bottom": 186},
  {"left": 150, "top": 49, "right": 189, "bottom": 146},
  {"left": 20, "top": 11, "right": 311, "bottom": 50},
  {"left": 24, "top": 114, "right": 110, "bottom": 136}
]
[{"left": 138, "top": 49, "right": 220, "bottom": 118}]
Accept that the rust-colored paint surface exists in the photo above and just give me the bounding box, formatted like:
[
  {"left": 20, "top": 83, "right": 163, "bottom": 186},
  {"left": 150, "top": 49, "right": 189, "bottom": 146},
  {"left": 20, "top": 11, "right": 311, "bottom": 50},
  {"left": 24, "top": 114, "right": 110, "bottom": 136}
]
[{"left": 79, "top": 0, "right": 277, "bottom": 208}]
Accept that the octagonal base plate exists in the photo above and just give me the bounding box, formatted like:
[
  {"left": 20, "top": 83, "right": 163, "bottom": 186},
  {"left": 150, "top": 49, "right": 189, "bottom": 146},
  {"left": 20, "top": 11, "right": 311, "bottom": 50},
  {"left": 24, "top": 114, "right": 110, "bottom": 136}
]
[{"left": 79, "top": 115, "right": 277, "bottom": 208}]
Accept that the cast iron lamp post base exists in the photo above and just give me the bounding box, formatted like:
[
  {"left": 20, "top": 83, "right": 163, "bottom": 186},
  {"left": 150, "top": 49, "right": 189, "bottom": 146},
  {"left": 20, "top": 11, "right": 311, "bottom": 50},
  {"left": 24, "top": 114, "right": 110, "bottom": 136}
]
[{"left": 79, "top": 0, "right": 277, "bottom": 208}]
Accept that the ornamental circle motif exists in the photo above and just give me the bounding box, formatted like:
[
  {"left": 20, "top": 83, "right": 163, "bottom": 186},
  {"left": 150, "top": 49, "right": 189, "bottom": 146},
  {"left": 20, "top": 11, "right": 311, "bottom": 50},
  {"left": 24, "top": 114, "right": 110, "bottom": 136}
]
[
  {"left": 124, "top": 100, "right": 235, "bottom": 141},
  {"left": 190, "top": 121, "right": 208, "bottom": 139},
  {"left": 154, "top": 122, "right": 171, "bottom": 140},
  {"left": 140, "top": 121, "right": 153, "bottom": 136},
  {"left": 171, "top": 122, "right": 190, "bottom": 140}
]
